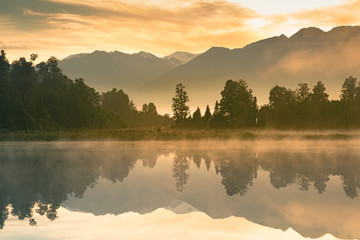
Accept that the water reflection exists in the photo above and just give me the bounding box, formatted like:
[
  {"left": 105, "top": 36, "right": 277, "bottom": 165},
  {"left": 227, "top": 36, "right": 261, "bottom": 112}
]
[{"left": 0, "top": 141, "right": 359, "bottom": 239}]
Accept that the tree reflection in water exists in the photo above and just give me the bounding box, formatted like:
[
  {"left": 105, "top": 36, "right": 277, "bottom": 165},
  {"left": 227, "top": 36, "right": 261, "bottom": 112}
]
[{"left": 0, "top": 141, "right": 360, "bottom": 228}]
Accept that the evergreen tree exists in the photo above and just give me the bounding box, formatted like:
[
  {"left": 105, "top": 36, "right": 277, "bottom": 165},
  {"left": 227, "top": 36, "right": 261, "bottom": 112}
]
[
  {"left": 204, "top": 105, "right": 212, "bottom": 120},
  {"left": 172, "top": 83, "right": 190, "bottom": 125},
  {"left": 213, "top": 101, "right": 220, "bottom": 115},
  {"left": 203, "top": 105, "right": 212, "bottom": 128},
  {"left": 192, "top": 107, "right": 202, "bottom": 128}
]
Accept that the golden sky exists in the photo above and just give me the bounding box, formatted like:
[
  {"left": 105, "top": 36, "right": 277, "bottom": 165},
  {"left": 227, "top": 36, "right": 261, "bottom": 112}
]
[{"left": 1, "top": 0, "right": 359, "bottom": 62}]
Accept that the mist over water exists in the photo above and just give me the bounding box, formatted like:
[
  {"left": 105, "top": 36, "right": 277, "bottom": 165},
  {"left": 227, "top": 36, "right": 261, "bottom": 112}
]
[{"left": 0, "top": 140, "right": 359, "bottom": 239}]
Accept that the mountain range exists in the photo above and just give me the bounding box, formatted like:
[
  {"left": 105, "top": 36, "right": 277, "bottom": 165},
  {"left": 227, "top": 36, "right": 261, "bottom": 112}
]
[
  {"left": 59, "top": 50, "right": 198, "bottom": 93},
  {"left": 59, "top": 25, "right": 360, "bottom": 114}
]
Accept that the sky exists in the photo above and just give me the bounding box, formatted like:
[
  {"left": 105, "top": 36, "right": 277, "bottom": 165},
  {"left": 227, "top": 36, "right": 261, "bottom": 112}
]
[{"left": 1, "top": 0, "right": 360, "bottom": 62}]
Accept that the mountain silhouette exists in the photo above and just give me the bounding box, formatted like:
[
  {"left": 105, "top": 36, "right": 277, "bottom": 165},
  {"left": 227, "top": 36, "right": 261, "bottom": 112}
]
[
  {"left": 142, "top": 26, "right": 360, "bottom": 112},
  {"left": 59, "top": 50, "right": 198, "bottom": 96},
  {"left": 60, "top": 26, "right": 360, "bottom": 113}
]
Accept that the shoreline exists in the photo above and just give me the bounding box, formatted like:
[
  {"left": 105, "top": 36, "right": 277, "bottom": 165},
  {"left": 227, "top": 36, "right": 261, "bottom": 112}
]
[{"left": 0, "top": 129, "right": 359, "bottom": 141}]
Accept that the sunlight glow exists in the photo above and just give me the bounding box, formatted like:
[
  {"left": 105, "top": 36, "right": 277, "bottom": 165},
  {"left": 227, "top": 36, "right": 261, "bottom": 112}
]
[
  {"left": 230, "top": 0, "right": 349, "bottom": 15},
  {"left": 1, "top": 0, "right": 359, "bottom": 62}
]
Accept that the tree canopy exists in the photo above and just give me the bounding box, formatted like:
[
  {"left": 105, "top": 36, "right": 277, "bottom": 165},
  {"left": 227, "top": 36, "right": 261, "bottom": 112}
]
[{"left": 218, "top": 79, "right": 256, "bottom": 127}]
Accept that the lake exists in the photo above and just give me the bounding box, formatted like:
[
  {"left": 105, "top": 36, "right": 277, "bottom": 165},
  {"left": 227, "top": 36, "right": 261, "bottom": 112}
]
[{"left": 0, "top": 140, "right": 359, "bottom": 240}]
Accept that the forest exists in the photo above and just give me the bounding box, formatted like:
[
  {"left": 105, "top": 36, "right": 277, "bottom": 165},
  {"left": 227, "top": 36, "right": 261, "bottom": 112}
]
[
  {"left": 1, "top": 50, "right": 360, "bottom": 131},
  {"left": 0, "top": 51, "right": 171, "bottom": 130}
]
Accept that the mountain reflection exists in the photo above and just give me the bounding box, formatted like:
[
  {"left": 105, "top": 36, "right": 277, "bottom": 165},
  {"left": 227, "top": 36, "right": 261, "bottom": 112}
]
[{"left": 0, "top": 141, "right": 360, "bottom": 230}]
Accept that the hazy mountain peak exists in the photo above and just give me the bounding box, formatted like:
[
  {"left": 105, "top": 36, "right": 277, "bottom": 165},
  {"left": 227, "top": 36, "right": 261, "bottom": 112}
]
[
  {"left": 290, "top": 27, "right": 325, "bottom": 40},
  {"left": 164, "top": 51, "right": 200, "bottom": 66},
  {"left": 93, "top": 50, "right": 108, "bottom": 54},
  {"left": 328, "top": 25, "right": 360, "bottom": 38},
  {"left": 243, "top": 34, "right": 288, "bottom": 50},
  {"left": 61, "top": 53, "right": 89, "bottom": 61},
  {"left": 202, "top": 47, "right": 231, "bottom": 56},
  {"left": 207, "top": 46, "right": 231, "bottom": 52},
  {"left": 135, "top": 51, "right": 158, "bottom": 59}
]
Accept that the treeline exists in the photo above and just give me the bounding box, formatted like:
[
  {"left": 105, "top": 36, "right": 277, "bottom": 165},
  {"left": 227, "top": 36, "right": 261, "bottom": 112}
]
[
  {"left": 172, "top": 77, "right": 360, "bottom": 129},
  {"left": 2, "top": 50, "right": 360, "bottom": 131},
  {"left": 0, "top": 51, "right": 171, "bottom": 130}
]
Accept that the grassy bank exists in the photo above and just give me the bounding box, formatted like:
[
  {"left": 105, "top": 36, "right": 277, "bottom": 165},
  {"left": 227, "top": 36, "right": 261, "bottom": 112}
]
[{"left": 0, "top": 128, "right": 359, "bottom": 141}]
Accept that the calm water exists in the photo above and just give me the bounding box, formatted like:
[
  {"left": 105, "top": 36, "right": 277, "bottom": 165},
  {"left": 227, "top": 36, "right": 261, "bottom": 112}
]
[{"left": 0, "top": 140, "right": 359, "bottom": 240}]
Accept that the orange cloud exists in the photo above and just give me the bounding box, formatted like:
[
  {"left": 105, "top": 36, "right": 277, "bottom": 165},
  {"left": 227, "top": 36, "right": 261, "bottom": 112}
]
[
  {"left": 291, "top": 0, "right": 360, "bottom": 26},
  {"left": 1, "top": 0, "right": 360, "bottom": 62},
  {"left": 0, "top": 0, "right": 259, "bottom": 61}
]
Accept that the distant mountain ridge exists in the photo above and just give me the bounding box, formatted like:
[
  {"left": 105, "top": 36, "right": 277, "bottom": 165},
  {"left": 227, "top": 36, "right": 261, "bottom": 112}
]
[
  {"left": 59, "top": 50, "right": 199, "bottom": 95},
  {"left": 59, "top": 25, "right": 360, "bottom": 113},
  {"left": 164, "top": 51, "right": 200, "bottom": 66}
]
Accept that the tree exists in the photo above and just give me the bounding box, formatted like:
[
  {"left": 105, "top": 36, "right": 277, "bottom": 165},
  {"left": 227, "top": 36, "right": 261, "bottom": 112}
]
[
  {"left": 296, "top": 83, "right": 310, "bottom": 103},
  {"left": 138, "top": 102, "right": 167, "bottom": 128},
  {"left": 10, "top": 57, "right": 37, "bottom": 104},
  {"left": 172, "top": 83, "right": 189, "bottom": 125},
  {"left": 268, "top": 85, "right": 296, "bottom": 128},
  {"left": 341, "top": 76, "right": 358, "bottom": 101},
  {"left": 269, "top": 85, "right": 295, "bottom": 107},
  {"left": 192, "top": 107, "right": 201, "bottom": 119},
  {"left": 0, "top": 50, "right": 9, "bottom": 89},
  {"left": 218, "top": 79, "right": 256, "bottom": 127},
  {"left": 213, "top": 101, "right": 220, "bottom": 115},
  {"left": 310, "top": 81, "right": 329, "bottom": 103},
  {"left": 204, "top": 105, "right": 211, "bottom": 121},
  {"left": 142, "top": 102, "right": 157, "bottom": 115},
  {"left": 211, "top": 100, "right": 223, "bottom": 128},
  {"left": 101, "top": 88, "right": 136, "bottom": 125},
  {"left": 203, "top": 105, "right": 212, "bottom": 128},
  {"left": 0, "top": 50, "right": 10, "bottom": 128},
  {"left": 192, "top": 107, "right": 202, "bottom": 128}
]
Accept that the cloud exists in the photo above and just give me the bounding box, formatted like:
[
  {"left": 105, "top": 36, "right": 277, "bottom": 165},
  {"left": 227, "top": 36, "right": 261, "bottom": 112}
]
[
  {"left": 291, "top": 0, "right": 360, "bottom": 26},
  {"left": 1, "top": 0, "right": 360, "bottom": 62},
  {"left": 0, "top": 0, "right": 133, "bottom": 30},
  {"left": 0, "top": 0, "right": 259, "bottom": 61},
  {"left": 258, "top": 0, "right": 360, "bottom": 37},
  {"left": 0, "top": 0, "right": 256, "bottom": 30}
]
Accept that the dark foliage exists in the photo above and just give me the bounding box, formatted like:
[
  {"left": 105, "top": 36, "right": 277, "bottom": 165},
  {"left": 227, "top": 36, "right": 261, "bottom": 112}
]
[
  {"left": 0, "top": 51, "right": 171, "bottom": 130},
  {"left": 173, "top": 77, "right": 360, "bottom": 129}
]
